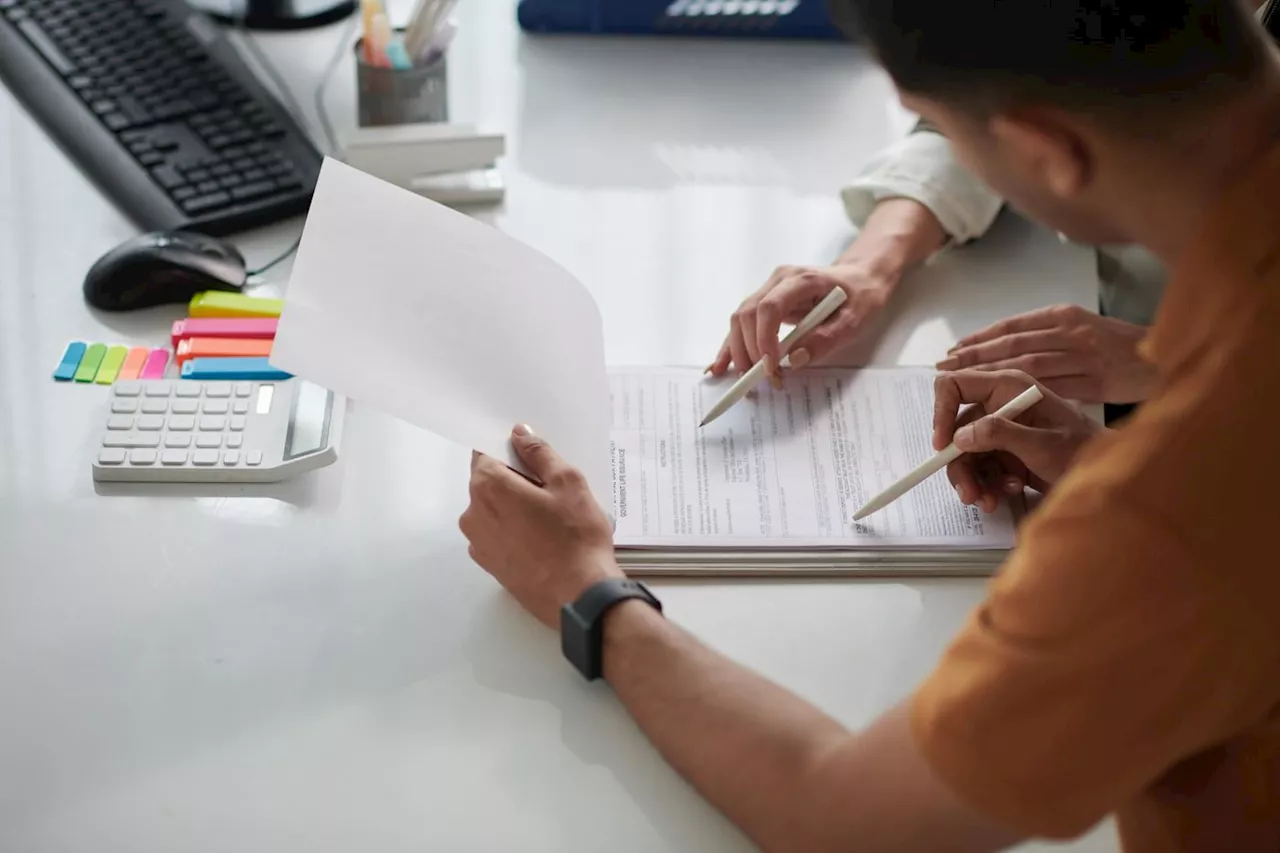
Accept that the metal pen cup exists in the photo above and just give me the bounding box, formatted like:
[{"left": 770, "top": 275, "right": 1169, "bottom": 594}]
[{"left": 355, "top": 36, "right": 448, "bottom": 127}]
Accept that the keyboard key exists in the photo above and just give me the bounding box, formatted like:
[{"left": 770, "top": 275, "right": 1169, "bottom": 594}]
[
  {"left": 171, "top": 399, "right": 198, "bottom": 414},
  {"left": 139, "top": 151, "right": 165, "bottom": 167},
  {"left": 144, "top": 382, "right": 171, "bottom": 396},
  {"left": 192, "top": 450, "right": 219, "bottom": 466},
  {"left": 232, "top": 399, "right": 249, "bottom": 414},
  {"left": 181, "top": 192, "right": 230, "bottom": 214},
  {"left": 231, "top": 180, "right": 275, "bottom": 201},
  {"left": 185, "top": 167, "right": 211, "bottom": 182},
  {"left": 129, "top": 449, "right": 158, "bottom": 465},
  {"left": 164, "top": 434, "right": 192, "bottom": 448},
  {"left": 111, "top": 399, "right": 137, "bottom": 413},
  {"left": 226, "top": 434, "right": 243, "bottom": 449},
  {"left": 201, "top": 399, "right": 228, "bottom": 414},
  {"left": 106, "top": 415, "right": 135, "bottom": 430},
  {"left": 161, "top": 450, "right": 188, "bottom": 465},
  {"left": 98, "top": 448, "right": 127, "bottom": 465},
  {"left": 167, "top": 415, "right": 195, "bottom": 431},
  {"left": 137, "top": 414, "right": 165, "bottom": 430},
  {"left": 196, "top": 433, "right": 222, "bottom": 448},
  {"left": 199, "top": 415, "right": 225, "bottom": 431},
  {"left": 247, "top": 450, "right": 263, "bottom": 466},
  {"left": 141, "top": 399, "right": 168, "bottom": 414},
  {"left": 103, "top": 113, "right": 130, "bottom": 131},
  {"left": 229, "top": 415, "right": 246, "bottom": 431},
  {"left": 234, "top": 382, "right": 252, "bottom": 397},
  {"left": 103, "top": 434, "right": 160, "bottom": 448},
  {"left": 205, "top": 382, "right": 231, "bottom": 397},
  {"left": 16, "top": 19, "right": 75, "bottom": 75},
  {"left": 113, "top": 381, "right": 142, "bottom": 396},
  {"left": 150, "top": 164, "right": 183, "bottom": 189},
  {"left": 174, "top": 383, "right": 202, "bottom": 397},
  {"left": 197, "top": 180, "right": 219, "bottom": 194}
]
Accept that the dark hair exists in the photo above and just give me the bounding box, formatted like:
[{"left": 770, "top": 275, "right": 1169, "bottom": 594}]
[{"left": 829, "top": 1, "right": 1269, "bottom": 117}]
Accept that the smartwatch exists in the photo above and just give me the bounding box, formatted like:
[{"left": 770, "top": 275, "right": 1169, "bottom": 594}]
[{"left": 561, "top": 578, "right": 663, "bottom": 680}]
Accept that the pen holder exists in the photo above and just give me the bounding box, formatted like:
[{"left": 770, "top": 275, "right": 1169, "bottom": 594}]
[{"left": 355, "top": 38, "right": 449, "bottom": 127}]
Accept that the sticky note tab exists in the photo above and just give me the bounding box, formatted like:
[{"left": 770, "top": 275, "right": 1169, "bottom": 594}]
[
  {"left": 73, "top": 343, "right": 108, "bottom": 383},
  {"left": 139, "top": 349, "right": 169, "bottom": 379},
  {"left": 189, "top": 292, "right": 284, "bottom": 318},
  {"left": 118, "top": 347, "right": 150, "bottom": 381},
  {"left": 181, "top": 357, "right": 292, "bottom": 381},
  {"left": 94, "top": 345, "right": 129, "bottom": 384},
  {"left": 171, "top": 317, "right": 278, "bottom": 348},
  {"left": 52, "top": 341, "right": 87, "bottom": 381},
  {"left": 176, "top": 336, "right": 274, "bottom": 364}
]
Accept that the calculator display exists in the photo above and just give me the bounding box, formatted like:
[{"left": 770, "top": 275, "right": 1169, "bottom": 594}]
[{"left": 284, "top": 381, "right": 333, "bottom": 459}]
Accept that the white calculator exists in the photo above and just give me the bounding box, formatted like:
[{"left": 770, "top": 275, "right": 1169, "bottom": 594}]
[{"left": 92, "top": 378, "right": 345, "bottom": 483}]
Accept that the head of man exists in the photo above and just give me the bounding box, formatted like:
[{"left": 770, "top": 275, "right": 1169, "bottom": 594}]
[{"left": 830, "top": 0, "right": 1274, "bottom": 247}]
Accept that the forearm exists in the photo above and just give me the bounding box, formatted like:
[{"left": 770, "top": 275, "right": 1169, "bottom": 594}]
[
  {"left": 835, "top": 198, "right": 947, "bottom": 290},
  {"left": 601, "top": 600, "right": 1012, "bottom": 853}
]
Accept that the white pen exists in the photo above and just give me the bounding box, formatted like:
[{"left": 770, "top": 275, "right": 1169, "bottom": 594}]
[
  {"left": 422, "top": 17, "right": 457, "bottom": 65},
  {"left": 699, "top": 287, "right": 848, "bottom": 428},
  {"left": 851, "top": 384, "right": 1045, "bottom": 522}
]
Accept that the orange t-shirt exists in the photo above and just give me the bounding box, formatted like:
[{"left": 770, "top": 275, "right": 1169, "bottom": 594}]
[{"left": 912, "top": 141, "right": 1280, "bottom": 851}]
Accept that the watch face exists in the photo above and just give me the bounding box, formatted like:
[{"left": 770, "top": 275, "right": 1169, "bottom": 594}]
[{"left": 560, "top": 604, "right": 598, "bottom": 679}]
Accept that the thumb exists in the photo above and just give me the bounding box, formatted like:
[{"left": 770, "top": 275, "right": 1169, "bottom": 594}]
[
  {"left": 953, "top": 416, "right": 1049, "bottom": 461},
  {"left": 510, "top": 424, "right": 566, "bottom": 483}
]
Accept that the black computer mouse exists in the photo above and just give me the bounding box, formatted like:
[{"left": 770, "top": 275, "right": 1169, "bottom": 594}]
[{"left": 83, "top": 230, "right": 247, "bottom": 311}]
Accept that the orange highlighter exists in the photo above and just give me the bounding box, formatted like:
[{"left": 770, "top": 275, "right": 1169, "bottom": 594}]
[{"left": 175, "top": 336, "right": 274, "bottom": 365}]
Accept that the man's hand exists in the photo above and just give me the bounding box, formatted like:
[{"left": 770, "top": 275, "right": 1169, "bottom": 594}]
[
  {"left": 460, "top": 425, "right": 621, "bottom": 629},
  {"left": 933, "top": 370, "right": 1105, "bottom": 512},
  {"left": 936, "top": 304, "right": 1156, "bottom": 404},
  {"left": 708, "top": 197, "right": 947, "bottom": 381}
]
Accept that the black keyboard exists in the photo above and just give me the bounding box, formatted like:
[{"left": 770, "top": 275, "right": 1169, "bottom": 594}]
[{"left": 0, "top": 0, "right": 322, "bottom": 234}]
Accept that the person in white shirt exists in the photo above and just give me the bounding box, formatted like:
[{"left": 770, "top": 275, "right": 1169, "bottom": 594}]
[{"left": 707, "top": 118, "right": 1167, "bottom": 411}]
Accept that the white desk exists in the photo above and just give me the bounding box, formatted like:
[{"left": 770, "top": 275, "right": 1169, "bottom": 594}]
[{"left": 0, "top": 3, "right": 1115, "bottom": 850}]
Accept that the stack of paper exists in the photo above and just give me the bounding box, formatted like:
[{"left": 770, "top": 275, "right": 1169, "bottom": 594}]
[{"left": 271, "top": 159, "right": 1015, "bottom": 578}]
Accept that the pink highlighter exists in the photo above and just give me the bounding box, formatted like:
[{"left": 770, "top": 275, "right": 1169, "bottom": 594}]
[
  {"left": 171, "top": 318, "right": 279, "bottom": 350},
  {"left": 139, "top": 349, "right": 169, "bottom": 379}
]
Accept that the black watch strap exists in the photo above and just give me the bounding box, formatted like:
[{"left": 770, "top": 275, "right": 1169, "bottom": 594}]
[{"left": 561, "top": 578, "right": 662, "bottom": 681}]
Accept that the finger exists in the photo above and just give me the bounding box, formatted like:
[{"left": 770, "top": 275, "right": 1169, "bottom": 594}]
[
  {"left": 471, "top": 450, "right": 481, "bottom": 471},
  {"left": 1039, "top": 374, "right": 1103, "bottom": 404},
  {"left": 937, "top": 329, "right": 1073, "bottom": 370},
  {"left": 933, "top": 374, "right": 965, "bottom": 452},
  {"left": 794, "top": 305, "right": 862, "bottom": 365},
  {"left": 967, "top": 353, "right": 1087, "bottom": 383},
  {"left": 740, "top": 304, "right": 761, "bottom": 367},
  {"left": 727, "top": 311, "right": 753, "bottom": 376},
  {"left": 708, "top": 341, "right": 733, "bottom": 377},
  {"left": 951, "top": 305, "right": 1079, "bottom": 349},
  {"left": 946, "top": 457, "right": 985, "bottom": 506},
  {"left": 755, "top": 276, "right": 831, "bottom": 372},
  {"left": 953, "top": 415, "right": 1053, "bottom": 465},
  {"left": 510, "top": 424, "right": 580, "bottom": 488}
]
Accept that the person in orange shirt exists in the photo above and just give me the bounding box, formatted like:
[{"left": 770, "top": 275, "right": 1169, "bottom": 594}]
[{"left": 458, "top": 1, "right": 1280, "bottom": 850}]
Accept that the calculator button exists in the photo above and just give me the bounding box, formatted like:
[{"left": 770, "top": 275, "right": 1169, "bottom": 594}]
[
  {"left": 141, "top": 399, "right": 169, "bottom": 414},
  {"left": 196, "top": 434, "right": 222, "bottom": 448},
  {"left": 111, "top": 400, "right": 138, "bottom": 414},
  {"left": 103, "top": 434, "right": 160, "bottom": 448},
  {"left": 234, "top": 382, "right": 252, "bottom": 397},
  {"left": 98, "top": 448, "right": 127, "bottom": 465},
  {"left": 165, "top": 434, "right": 192, "bottom": 448},
  {"left": 192, "top": 450, "right": 220, "bottom": 466},
  {"left": 247, "top": 450, "right": 263, "bottom": 466},
  {"left": 174, "top": 383, "right": 203, "bottom": 398},
  {"left": 232, "top": 400, "right": 250, "bottom": 414},
  {"left": 199, "top": 415, "right": 226, "bottom": 431},
  {"left": 230, "top": 415, "right": 246, "bottom": 431},
  {"left": 129, "top": 449, "right": 158, "bottom": 465},
  {"left": 226, "top": 434, "right": 244, "bottom": 449},
  {"left": 144, "top": 382, "right": 172, "bottom": 397},
  {"left": 161, "top": 450, "right": 188, "bottom": 465},
  {"left": 113, "top": 382, "right": 142, "bottom": 397},
  {"left": 205, "top": 382, "right": 232, "bottom": 398},
  {"left": 168, "top": 415, "right": 196, "bottom": 431},
  {"left": 106, "top": 415, "right": 135, "bottom": 430},
  {"left": 223, "top": 451, "right": 241, "bottom": 465},
  {"left": 137, "top": 415, "right": 165, "bottom": 431},
  {"left": 202, "top": 399, "right": 229, "bottom": 414},
  {"left": 171, "top": 399, "right": 198, "bottom": 414}
]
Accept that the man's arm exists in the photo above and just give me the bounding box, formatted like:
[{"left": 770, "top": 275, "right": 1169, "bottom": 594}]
[{"left": 601, "top": 600, "right": 1020, "bottom": 853}]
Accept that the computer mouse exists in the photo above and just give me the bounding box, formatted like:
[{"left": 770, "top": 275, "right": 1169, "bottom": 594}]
[{"left": 83, "top": 230, "right": 247, "bottom": 311}]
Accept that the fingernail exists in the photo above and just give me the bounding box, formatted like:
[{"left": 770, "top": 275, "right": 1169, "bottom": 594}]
[
  {"left": 789, "top": 347, "right": 811, "bottom": 369},
  {"left": 513, "top": 424, "right": 533, "bottom": 437},
  {"left": 936, "top": 358, "right": 958, "bottom": 371},
  {"left": 769, "top": 374, "right": 783, "bottom": 391},
  {"left": 954, "top": 484, "right": 968, "bottom": 504},
  {"left": 703, "top": 364, "right": 713, "bottom": 375},
  {"left": 1003, "top": 477, "right": 1022, "bottom": 494},
  {"left": 953, "top": 424, "right": 976, "bottom": 449}
]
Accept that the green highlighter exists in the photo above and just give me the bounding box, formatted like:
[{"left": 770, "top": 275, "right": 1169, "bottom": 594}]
[
  {"left": 94, "top": 345, "right": 129, "bottom": 384},
  {"left": 73, "top": 343, "right": 108, "bottom": 382}
]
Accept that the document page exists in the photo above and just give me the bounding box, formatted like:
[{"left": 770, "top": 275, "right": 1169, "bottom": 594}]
[{"left": 609, "top": 367, "right": 1016, "bottom": 550}]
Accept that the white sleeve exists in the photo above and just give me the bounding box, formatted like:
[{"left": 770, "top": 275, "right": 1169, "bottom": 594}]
[{"left": 841, "top": 125, "right": 1004, "bottom": 245}]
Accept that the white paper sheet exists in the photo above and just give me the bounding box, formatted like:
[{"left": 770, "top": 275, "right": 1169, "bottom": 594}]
[
  {"left": 608, "top": 367, "right": 1016, "bottom": 550},
  {"left": 270, "top": 158, "right": 614, "bottom": 508}
]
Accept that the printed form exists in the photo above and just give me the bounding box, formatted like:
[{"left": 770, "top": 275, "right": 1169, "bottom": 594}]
[{"left": 609, "top": 368, "right": 1016, "bottom": 550}]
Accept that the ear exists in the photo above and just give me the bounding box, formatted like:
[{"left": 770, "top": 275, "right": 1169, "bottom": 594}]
[{"left": 989, "top": 110, "right": 1093, "bottom": 199}]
